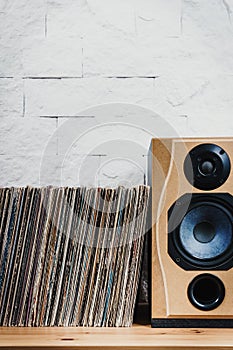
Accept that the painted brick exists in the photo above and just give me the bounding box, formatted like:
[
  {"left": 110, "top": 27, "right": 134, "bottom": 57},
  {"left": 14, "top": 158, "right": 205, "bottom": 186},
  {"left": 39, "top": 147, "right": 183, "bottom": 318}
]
[
  {"left": 48, "top": 0, "right": 181, "bottom": 39},
  {"left": 0, "top": 117, "right": 57, "bottom": 156},
  {"left": 182, "top": 0, "right": 233, "bottom": 74},
  {"left": 0, "top": 155, "right": 62, "bottom": 187},
  {"left": 175, "top": 75, "right": 233, "bottom": 135},
  {"left": 57, "top": 116, "right": 152, "bottom": 157},
  {"left": 23, "top": 38, "right": 83, "bottom": 77},
  {"left": 96, "top": 139, "right": 146, "bottom": 187},
  {"left": 98, "top": 156, "right": 145, "bottom": 188},
  {"left": 0, "top": 0, "right": 45, "bottom": 78},
  {"left": 182, "top": 0, "right": 232, "bottom": 38},
  {"left": 0, "top": 152, "right": 144, "bottom": 188},
  {"left": 47, "top": 0, "right": 91, "bottom": 39},
  {"left": 59, "top": 154, "right": 101, "bottom": 187},
  {"left": 56, "top": 103, "right": 190, "bottom": 158},
  {"left": 135, "top": 0, "right": 181, "bottom": 39},
  {"left": 83, "top": 36, "right": 156, "bottom": 77},
  {"left": 0, "top": 79, "right": 23, "bottom": 117},
  {"left": 25, "top": 77, "right": 154, "bottom": 117},
  {"left": 0, "top": 38, "right": 23, "bottom": 77},
  {"left": 0, "top": 0, "right": 45, "bottom": 40},
  {"left": 54, "top": 117, "right": 98, "bottom": 157}
]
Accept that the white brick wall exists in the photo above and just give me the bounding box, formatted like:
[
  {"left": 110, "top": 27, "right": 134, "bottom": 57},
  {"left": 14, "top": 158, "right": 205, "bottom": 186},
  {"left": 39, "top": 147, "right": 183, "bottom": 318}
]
[{"left": 1, "top": 0, "right": 233, "bottom": 187}]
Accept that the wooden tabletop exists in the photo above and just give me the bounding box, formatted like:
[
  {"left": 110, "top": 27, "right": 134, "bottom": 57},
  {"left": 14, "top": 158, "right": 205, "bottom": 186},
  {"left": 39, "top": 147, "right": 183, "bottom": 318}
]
[{"left": 1, "top": 325, "right": 233, "bottom": 349}]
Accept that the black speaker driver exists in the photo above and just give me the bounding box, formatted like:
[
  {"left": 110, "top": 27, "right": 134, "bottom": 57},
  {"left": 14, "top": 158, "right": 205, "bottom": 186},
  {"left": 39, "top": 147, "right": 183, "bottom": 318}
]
[
  {"left": 184, "top": 143, "right": 231, "bottom": 190},
  {"left": 168, "top": 193, "right": 233, "bottom": 270},
  {"left": 188, "top": 274, "right": 225, "bottom": 311},
  {"left": 179, "top": 204, "right": 232, "bottom": 260}
]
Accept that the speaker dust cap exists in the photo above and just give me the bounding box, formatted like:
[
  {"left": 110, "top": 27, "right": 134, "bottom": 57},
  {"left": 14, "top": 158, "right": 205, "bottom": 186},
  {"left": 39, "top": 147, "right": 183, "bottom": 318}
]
[{"left": 184, "top": 143, "right": 231, "bottom": 190}]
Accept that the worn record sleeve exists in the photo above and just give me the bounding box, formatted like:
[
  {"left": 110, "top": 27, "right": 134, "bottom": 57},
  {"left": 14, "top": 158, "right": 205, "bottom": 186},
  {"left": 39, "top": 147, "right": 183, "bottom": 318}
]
[
  {"left": 15, "top": 188, "right": 40, "bottom": 325},
  {"left": 69, "top": 188, "right": 93, "bottom": 325},
  {"left": 0, "top": 188, "right": 15, "bottom": 304},
  {"left": 1, "top": 188, "right": 22, "bottom": 325},
  {"left": 17, "top": 188, "right": 44, "bottom": 326},
  {"left": 57, "top": 188, "right": 78, "bottom": 326},
  {"left": 106, "top": 188, "right": 129, "bottom": 326},
  {"left": 95, "top": 188, "right": 120, "bottom": 327},
  {"left": 104, "top": 187, "right": 126, "bottom": 326},
  {"left": 44, "top": 188, "right": 67, "bottom": 326},
  {"left": 0, "top": 189, "right": 11, "bottom": 255},
  {"left": 122, "top": 186, "right": 145, "bottom": 326},
  {"left": 55, "top": 188, "right": 76, "bottom": 326},
  {"left": 29, "top": 187, "right": 51, "bottom": 326},
  {"left": 43, "top": 188, "right": 65, "bottom": 326},
  {"left": 124, "top": 186, "right": 150, "bottom": 326},
  {"left": 91, "top": 188, "right": 110, "bottom": 327},
  {"left": 0, "top": 188, "right": 21, "bottom": 325},
  {"left": 60, "top": 188, "right": 85, "bottom": 325},
  {"left": 24, "top": 188, "right": 47, "bottom": 326},
  {"left": 5, "top": 188, "right": 30, "bottom": 325},
  {"left": 111, "top": 188, "right": 135, "bottom": 327},
  {"left": 28, "top": 189, "right": 54, "bottom": 326},
  {"left": 81, "top": 188, "right": 105, "bottom": 326},
  {"left": 93, "top": 189, "right": 116, "bottom": 326},
  {"left": 102, "top": 188, "right": 130, "bottom": 327},
  {"left": 37, "top": 188, "right": 61, "bottom": 326},
  {"left": 10, "top": 188, "right": 36, "bottom": 326},
  {"left": 32, "top": 187, "right": 54, "bottom": 326},
  {"left": 73, "top": 188, "right": 97, "bottom": 326},
  {"left": 38, "top": 188, "right": 64, "bottom": 326},
  {"left": 67, "top": 187, "right": 88, "bottom": 325},
  {"left": 3, "top": 188, "right": 26, "bottom": 325},
  {"left": 48, "top": 188, "right": 71, "bottom": 326},
  {"left": 122, "top": 186, "right": 142, "bottom": 325},
  {"left": 80, "top": 188, "right": 104, "bottom": 326},
  {"left": 0, "top": 188, "right": 8, "bottom": 251},
  {"left": 115, "top": 187, "right": 138, "bottom": 327},
  {"left": 129, "top": 186, "right": 150, "bottom": 325}
]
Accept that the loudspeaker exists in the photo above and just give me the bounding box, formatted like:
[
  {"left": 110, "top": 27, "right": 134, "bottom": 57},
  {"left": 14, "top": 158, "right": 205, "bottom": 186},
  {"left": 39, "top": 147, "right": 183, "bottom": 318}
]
[{"left": 149, "top": 138, "right": 233, "bottom": 327}]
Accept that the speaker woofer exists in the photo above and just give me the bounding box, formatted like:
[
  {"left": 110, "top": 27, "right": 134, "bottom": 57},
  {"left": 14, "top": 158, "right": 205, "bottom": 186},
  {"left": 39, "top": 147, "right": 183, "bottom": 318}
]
[
  {"left": 168, "top": 193, "right": 233, "bottom": 270},
  {"left": 188, "top": 274, "right": 225, "bottom": 311},
  {"left": 179, "top": 203, "right": 232, "bottom": 260},
  {"left": 184, "top": 143, "right": 231, "bottom": 190}
]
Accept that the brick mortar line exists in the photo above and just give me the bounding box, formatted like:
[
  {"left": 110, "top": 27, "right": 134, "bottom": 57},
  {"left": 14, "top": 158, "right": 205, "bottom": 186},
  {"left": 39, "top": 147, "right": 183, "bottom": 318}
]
[
  {"left": 39, "top": 116, "right": 96, "bottom": 118},
  {"left": 0, "top": 76, "right": 160, "bottom": 80}
]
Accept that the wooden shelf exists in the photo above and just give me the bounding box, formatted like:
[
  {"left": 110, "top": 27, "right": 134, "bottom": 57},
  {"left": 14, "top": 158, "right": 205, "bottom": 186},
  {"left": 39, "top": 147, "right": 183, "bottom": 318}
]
[{"left": 1, "top": 325, "right": 233, "bottom": 349}]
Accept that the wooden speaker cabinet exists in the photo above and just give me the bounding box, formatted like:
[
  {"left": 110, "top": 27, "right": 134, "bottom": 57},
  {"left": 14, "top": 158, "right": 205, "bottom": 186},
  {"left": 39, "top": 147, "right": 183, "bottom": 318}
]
[{"left": 149, "top": 137, "right": 233, "bottom": 327}]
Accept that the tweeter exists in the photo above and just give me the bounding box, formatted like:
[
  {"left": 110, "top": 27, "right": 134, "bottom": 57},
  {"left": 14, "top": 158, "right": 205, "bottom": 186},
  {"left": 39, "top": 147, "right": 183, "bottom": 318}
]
[{"left": 184, "top": 143, "right": 231, "bottom": 190}]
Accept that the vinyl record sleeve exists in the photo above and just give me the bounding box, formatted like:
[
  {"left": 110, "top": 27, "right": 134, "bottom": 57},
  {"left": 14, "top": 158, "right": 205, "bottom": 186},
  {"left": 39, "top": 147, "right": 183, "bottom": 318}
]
[{"left": 0, "top": 186, "right": 150, "bottom": 327}]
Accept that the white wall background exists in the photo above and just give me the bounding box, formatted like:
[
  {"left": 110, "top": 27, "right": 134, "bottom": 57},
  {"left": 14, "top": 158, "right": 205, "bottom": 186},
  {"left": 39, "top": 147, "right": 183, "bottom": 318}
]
[{"left": 1, "top": 0, "right": 233, "bottom": 187}]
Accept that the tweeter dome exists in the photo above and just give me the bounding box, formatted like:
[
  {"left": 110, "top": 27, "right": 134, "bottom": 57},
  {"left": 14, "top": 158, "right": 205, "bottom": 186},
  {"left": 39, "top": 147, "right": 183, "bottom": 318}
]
[
  {"left": 149, "top": 138, "right": 233, "bottom": 328},
  {"left": 184, "top": 143, "right": 231, "bottom": 190}
]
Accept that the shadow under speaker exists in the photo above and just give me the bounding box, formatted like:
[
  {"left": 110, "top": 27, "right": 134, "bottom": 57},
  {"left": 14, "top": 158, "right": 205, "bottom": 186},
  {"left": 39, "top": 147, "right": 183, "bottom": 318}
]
[{"left": 149, "top": 138, "right": 233, "bottom": 327}]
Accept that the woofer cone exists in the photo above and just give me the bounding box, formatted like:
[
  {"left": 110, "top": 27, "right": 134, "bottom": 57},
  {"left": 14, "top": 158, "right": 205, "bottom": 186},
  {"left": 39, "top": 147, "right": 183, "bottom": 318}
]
[
  {"left": 188, "top": 274, "right": 225, "bottom": 311},
  {"left": 168, "top": 193, "right": 233, "bottom": 270},
  {"left": 178, "top": 203, "right": 233, "bottom": 261}
]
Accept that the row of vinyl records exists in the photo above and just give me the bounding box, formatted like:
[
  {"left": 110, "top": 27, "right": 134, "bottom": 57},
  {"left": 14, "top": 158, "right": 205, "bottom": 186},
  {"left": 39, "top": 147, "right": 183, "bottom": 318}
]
[{"left": 0, "top": 185, "right": 150, "bottom": 327}]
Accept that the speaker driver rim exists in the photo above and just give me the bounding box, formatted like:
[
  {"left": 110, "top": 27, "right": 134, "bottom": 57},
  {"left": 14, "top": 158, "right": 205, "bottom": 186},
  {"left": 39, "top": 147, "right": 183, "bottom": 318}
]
[
  {"left": 188, "top": 274, "right": 225, "bottom": 311},
  {"left": 168, "top": 193, "right": 233, "bottom": 270},
  {"left": 184, "top": 143, "right": 231, "bottom": 191},
  {"left": 178, "top": 202, "right": 233, "bottom": 261}
]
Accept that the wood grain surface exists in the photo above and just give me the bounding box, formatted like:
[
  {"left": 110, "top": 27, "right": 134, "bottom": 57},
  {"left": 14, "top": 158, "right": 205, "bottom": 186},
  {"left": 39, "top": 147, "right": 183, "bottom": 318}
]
[{"left": 1, "top": 325, "right": 233, "bottom": 349}]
